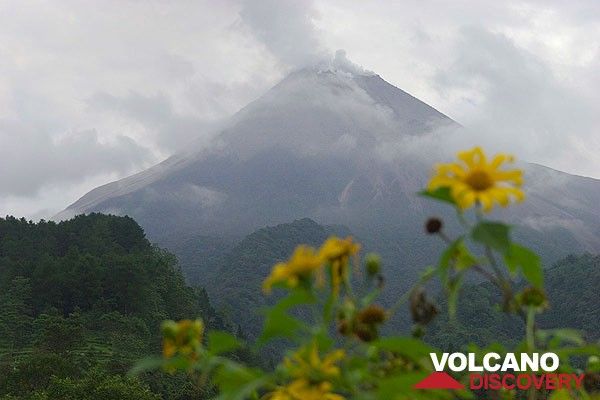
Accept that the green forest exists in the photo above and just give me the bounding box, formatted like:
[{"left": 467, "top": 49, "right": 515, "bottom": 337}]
[
  {"left": 0, "top": 213, "right": 598, "bottom": 398},
  {"left": 427, "top": 253, "right": 600, "bottom": 351},
  {"left": 0, "top": 214, "right": 230, "bottom": 399}
]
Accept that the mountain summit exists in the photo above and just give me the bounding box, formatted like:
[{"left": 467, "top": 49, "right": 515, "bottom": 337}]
[
  {"left": 56, "top": 69, "right": 600, "bottom": 282},
  {"left": 56, "top": 69, "right": 458, "bottom": 234}
]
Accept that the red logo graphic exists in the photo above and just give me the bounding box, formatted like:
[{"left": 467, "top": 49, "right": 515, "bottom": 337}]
[{"left": 414, "top": 372, "right": 465, "bottom": 390}]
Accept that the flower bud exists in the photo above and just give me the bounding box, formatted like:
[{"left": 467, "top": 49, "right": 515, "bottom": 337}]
[
  {"left": 410, "top": 287, "right": 438, "bottom": 325},
  {"left": 518, "top": 287, "right": 548, "bottom": 309},
  {"left": 357, "top": 305, "right": 387, "bottom": 325},
  {"left": 161, "top": 320, "right": 178, "bottom": 339},
  {"left": 338, "top": 320, "right": 351, "bottom": 336},
  {"left": 412, "top": 325, "right": 425, "bottom": 338},
  {"left": 354, "top": 324, "right": 377, "bottom": 342},
  {"left": 425, "top": 217, "right": 443, "bottom": 234},
  {"left": 365, "top": 253, "right": 381, "bottom": 276},
  {"left": 589, "top": 355, "right": 600, "bottom": 372}
]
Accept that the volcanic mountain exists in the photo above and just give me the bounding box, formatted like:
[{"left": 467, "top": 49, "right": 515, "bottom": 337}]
[{"left": 56, "top": 68, "right": 600, "bottom": 293}]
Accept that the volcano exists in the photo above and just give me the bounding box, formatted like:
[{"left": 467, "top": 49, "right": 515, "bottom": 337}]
[{"left": 56, "top": 67, "right": 600, "bottom": 290}]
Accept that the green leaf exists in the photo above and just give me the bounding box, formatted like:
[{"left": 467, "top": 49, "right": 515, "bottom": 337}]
[
  {"left": 376, "top": 372, "right": 429, "bottom": 399},
  {"left": 371, "top": 337, "right": 436, "bottom": 362},
  {"left": 438, "top": 240, "right": 472, "bottom": 318},
  {"left": 212, "top": 361, "right": 268, "bottom": 400},
  {"left": 554, "top": 344, "right": 600, "bottom": 358},
  {"left": 257, "top": 289, "right": 313, "bottom": 345},
  {"left": 549, "top": 390, "right": 573, "bottom": 400},
  {"left": 537, "top": 328, "right": 585, "bottom": 347},
  {"left": 258, "top": 309, "right": 304, "bottom": 345},
  {"left": 439, "top": 239, "right": 477, "bottom": 272},
  {"left": 471, "top": 221, "right": 511, "bottom": 254},
  {"left": 208, "top": 331, "right": 241, "bottom": 355},
  {"left": 418, "top": 187, "right": 456, "bottom": 206},
  {"left": 128, "top": 356, "right": 164, "bottom": 376},
  {"left": 504, "top": 243, "right": 543, "bottom": 288},
  {"left": 447, "top": 273, "right": 465, "bottom": 319}
]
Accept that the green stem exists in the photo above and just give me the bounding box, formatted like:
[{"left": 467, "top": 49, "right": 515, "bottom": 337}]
[
  {"left": 485, "top": 245, "right": 505, "bottom": 281},
  {"left": 526, "top": 306, "right": 536, "bottom": 352},
  {"left": 456, "top": 209, "right": 470, "bottom": 230},
  {"left": 387, "top": 272, "right": 436, "bottom": 317},
  {"left": 526, "top": 306, "right": 537, "bottom": 400}
]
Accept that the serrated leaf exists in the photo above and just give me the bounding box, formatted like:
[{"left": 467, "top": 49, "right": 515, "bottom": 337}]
[
  {"left": 504, "top": 243, "right": 543, "bottom": 288},
  {"left": 258, "top": 309, "right": 304, "bottom": 345},
  {"left": 418, "top": 187, "right": 456, "bottom": 206},
  {"left": 257, "top": 289, "right": 313, "bottom": 345},
  {"left": 212, "top": 361, "right": 267, "bottom": 400},
  {"left": 472, "top": 221, "right": 511, "bottom": 254},
  {"left": 439, "top": 239, "right": 477, "bottom": 273}
]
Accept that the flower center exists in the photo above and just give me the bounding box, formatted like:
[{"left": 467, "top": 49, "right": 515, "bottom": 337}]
[{"left": 465, "top": 170, "right": 493, "bottom": 191}]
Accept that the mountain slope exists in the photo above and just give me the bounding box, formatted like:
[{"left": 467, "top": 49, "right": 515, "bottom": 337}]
[
  {"left": 189, "top": 218, "right": 350, "bottom": 339},
  {"left": 0, "top": 214, "right": 225, "bottom": 399},
  {"left": 55, "top": 67, "right": 600, "bottom": 301},
  {"left": 55, "top": 69, "right": 457, "bottom": 234}
]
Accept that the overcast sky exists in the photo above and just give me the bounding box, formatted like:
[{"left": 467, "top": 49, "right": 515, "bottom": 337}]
[{"left": 1, "top": 0, "right": 599, "bottom": 219}]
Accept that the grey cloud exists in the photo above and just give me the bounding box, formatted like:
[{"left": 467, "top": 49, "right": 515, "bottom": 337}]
[
  {"left": 237, "top": 1, "right": 365, "bottom": 75},
  {"left": 88, "top": 91, "right": 221, "bottom": 153},
  {"left": 331, "top": 50, "right": 372, "bottom": 75},
  {"left": 433, "top": 25, "right": 600, "bottom": 176},
  {"left": 238, "top": 0, "right": 327, "bottom": 68},
  {"left": 0, "top": 122, "right": 151, "bottom": 197},
  {"left": 0, "top": 0, "right": 599, "bottom": 219}
]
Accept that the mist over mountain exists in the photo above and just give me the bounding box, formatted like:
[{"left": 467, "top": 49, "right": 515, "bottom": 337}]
[{"left": 55, "top": 67, "right": 600, "bottom": 298}]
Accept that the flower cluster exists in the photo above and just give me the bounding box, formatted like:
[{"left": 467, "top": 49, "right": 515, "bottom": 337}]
[
  {"left": 265, "top": 343, "right": 345, "bottom": 400},
  {"left": 161, "top": 319, "right": 204, "bottom": 361},
  {"left": 337, "top": 304, "right": 387, "bottom": 342},
  {"left": 262, "top": 236, "right": 360, "bottom": 295}
]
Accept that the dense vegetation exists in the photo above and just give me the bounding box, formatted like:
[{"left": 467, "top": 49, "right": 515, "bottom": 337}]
[
  {"left": 139, "top": 146, "right": 600, "bottom": 399},
  {"left": 0, "top": 212, "right": 597, "bottom": 398},
  {"left": 187, "top": 218, "right": 351, "bottom": 339},
  {"left": 427, "top": 253, "right": 600, "bottom": 350},
  {"left": 185, "top": 217, "right": 599, "bottom": 352},
  {"left": 0, "top": 214, "right": 226, "bottom": 399}
]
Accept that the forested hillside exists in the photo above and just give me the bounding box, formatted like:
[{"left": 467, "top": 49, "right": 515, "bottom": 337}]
[
  {"left": 0, "top": 214, "right": 226, "bottom": 399},
  {"left": 1, "top": 213, "right": 597, "bottom": 398},
  {"left": 183, "top": 217, "right": 599, "bottom": 351},
  {"left": 427, "top": 253, "right": 600, "bottom": 350},
  {"left": 189, "top": 218, "right": 351, "bottom": 339}
]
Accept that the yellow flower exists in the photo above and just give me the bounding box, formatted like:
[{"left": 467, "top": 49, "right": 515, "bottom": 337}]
[
  {"left": 262, "top": 245, "right": 323, "bottom": 293},
  {"left": 285, "top": 342, "right": 345, "bottom": 381},
  {"left": 428, "top": 146, "right": 525, "bottom": 212},
  {"left": 263, "top": 379, "right": 344, "bottom": 400},
  {"left": 161, "top": 319, "right": 204, "bottom": 360},
  {"left": 264, "top": 344, "right": 346, "bottom": 400},
  {"left": 318, "top": 237, "right": 360, "bottom": 295}
]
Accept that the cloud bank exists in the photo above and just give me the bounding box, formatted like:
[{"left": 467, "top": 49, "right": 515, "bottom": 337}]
[{"left": 0, "top": 0, "right": 598, "bottom": 218}]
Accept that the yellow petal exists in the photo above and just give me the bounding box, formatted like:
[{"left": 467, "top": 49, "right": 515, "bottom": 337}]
[
  {"left": 459, "top": 190, "right": 477, "bottom": 210},
  {"left": 478, "top": 192, "right": 493, "bottom": 212},
  {"left": 488, "top": 188, "right": 510, "bottom": 207}
]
